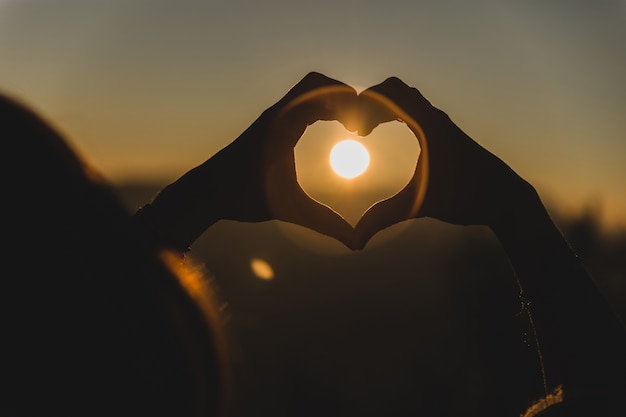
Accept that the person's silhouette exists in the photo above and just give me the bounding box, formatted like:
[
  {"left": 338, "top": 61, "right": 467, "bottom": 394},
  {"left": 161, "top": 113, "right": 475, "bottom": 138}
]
[
  {"left": 355, "top": 77, "right": 626, "bottom": 415},
  {"left": 2, "top": 72, "right": 624, "bottom": 416}
]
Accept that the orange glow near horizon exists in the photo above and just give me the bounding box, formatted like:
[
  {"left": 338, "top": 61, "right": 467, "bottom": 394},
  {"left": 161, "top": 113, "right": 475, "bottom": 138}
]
[{"left": 1, "top": 2, "right": 625, "bottom": 231}]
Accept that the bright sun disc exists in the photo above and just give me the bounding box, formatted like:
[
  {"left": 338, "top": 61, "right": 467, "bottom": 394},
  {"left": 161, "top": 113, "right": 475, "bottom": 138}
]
[{"left": 329, "top": 140, "right": 370, "bottom": 179}]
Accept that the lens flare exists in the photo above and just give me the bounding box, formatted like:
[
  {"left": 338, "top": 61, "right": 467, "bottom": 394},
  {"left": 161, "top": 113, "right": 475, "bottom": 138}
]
[{"left": 250, "top": 258, "right": 274, "bottom": 280}]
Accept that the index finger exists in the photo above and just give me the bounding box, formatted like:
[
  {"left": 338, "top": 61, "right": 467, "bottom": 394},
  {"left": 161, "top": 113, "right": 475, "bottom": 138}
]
[
  {"left": 276, "top": 72, "right": 360, "bottom": 132},
  {"left": 358, "top": 77, "right": 436, "bottom": 136}
]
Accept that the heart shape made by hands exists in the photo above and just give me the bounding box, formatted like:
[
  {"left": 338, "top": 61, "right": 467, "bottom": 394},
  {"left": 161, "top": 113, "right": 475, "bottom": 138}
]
[
  {"left": 262, "top": 80, "right": 430, "bottom": 250},
  {"left": 295, "top": 120, "right": 420, "bottom": 227}
]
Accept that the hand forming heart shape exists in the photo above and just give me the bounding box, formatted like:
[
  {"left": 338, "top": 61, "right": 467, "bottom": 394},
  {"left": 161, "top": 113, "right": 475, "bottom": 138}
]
[
  {"left": 259, "top": 73, "right": 429, "bottom": 250},
  {"left": 214, "top": 72, "right": 519, "bottom": 251},
  {"left": 210, "top": 72, "right": 432, "bottom": 250},
  {"left": 294, "top": 119, "right": 419, "bottom": 227}
]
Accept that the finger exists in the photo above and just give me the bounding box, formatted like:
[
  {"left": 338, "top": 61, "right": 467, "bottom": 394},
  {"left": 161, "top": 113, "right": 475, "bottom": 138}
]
[
  {"left": 275, "top": 188, "right": 356, "bottom": 250},
  {"left": 358, "top": 77, "right": 434, "bottom": 136},
  {"left": 264, "top": 157, "right": 356, "bottom": 249},
  {"left": 277, "top": 72, "right": 360, "bottom": 132},
  {"left": 358, "top": 77, "right": 407, "bottom": 135},
  {"left": 280, "top": 72, "right": 346, "bottom": 103},
  {"left": 353, "top": 149, "right": 428, "bottom": 249},
  {"left": 353, "top": 188, "right": 416, "bottom": 250}
]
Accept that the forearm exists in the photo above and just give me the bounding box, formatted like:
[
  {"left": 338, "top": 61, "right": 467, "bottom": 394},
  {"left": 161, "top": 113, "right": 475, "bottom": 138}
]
[
  {"left": 490, "top": 185, "right": 626, "bottom": 400},
  {"left": 133, "top": 152, "right": 228, "bottom": 252}
]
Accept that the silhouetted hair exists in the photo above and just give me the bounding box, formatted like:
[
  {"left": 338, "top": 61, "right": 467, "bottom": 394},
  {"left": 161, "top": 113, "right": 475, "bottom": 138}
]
[{"left": 1, "top": 94, "right": 227, "bottom": 416}]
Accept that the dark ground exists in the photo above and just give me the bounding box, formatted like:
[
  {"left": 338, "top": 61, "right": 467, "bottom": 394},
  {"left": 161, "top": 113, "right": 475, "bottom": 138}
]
[{"left": 116, "top": 183, "right": 626, "bottom": 417}]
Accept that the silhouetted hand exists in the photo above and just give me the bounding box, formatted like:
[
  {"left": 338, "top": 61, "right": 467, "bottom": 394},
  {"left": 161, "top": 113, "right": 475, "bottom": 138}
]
[
  {"left": 147, "top": 72, "right": 361, "bottom": 250},
  {"left": 138, "top": 74, "right": 626, "bottom": 411},
  {"left": 354, "top": 77, "right": 533, "bottom": 249},
  {"left": 215, "top": 72, "right": 362, "bottom": 247}
]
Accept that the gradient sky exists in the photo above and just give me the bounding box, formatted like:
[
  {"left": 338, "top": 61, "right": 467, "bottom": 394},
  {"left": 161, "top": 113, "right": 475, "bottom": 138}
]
[{"left": 1, "top": 0, "right": 625, "bottom": 229}]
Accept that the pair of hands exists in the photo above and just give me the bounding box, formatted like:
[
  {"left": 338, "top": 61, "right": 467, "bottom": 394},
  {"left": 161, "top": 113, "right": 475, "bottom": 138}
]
[{"left": 209, "top": 72, "right": 531, "bottom": 250}]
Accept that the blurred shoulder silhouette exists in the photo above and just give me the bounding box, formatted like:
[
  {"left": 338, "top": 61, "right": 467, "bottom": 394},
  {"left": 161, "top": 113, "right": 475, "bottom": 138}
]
[{"left": 1, "top": 93, "right": 226, "bottom": 416}]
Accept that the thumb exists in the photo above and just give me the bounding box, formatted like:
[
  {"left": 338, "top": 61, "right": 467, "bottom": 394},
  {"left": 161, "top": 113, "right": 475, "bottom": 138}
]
[{"left": 353, "top": 189, "right": 416, "bottom": 250}]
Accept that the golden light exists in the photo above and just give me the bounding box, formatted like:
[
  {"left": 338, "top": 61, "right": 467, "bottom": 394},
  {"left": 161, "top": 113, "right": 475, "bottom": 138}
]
[
  {"left": 329, "top": 139, "right": 370, "bottom": 179},
  {"left": 250, "top": 258, "right": 274, "bottom": 280}
]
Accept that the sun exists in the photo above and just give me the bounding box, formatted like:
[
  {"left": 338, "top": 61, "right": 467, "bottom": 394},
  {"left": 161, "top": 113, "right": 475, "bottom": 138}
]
[
  {"left": 329, "top": 140, "right": 370, "bottom": 179},
  {"left": 329, "top": 139, "right": 370, "bottom": 179}
]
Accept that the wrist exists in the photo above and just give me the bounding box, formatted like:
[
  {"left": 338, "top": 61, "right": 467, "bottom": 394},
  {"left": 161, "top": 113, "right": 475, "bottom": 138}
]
[
  {"left": 488, "top": 179, "right": 580, "bottom": 301},
  {"left": 144, "top": 156, "right": 227, "bottom": 251},
  {"left": 133, "top": 203, "right": 193, "bottom": 252},
  {"left": 489, "top": 179, "right": 551, "bottom": 265},
  {"left": 488, "top": 176, "right": 546, "bottom": 237}
]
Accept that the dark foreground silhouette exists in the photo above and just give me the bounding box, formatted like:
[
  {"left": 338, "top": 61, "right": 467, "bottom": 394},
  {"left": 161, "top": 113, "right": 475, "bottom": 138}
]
[{"left": 2, "top": 73, "right": 625, "bottom": 416}]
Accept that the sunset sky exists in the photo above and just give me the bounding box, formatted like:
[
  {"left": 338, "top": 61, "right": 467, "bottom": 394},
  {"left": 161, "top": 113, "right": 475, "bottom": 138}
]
[{"left": 1, "top": 0, "right": 625, "bottom": 229}]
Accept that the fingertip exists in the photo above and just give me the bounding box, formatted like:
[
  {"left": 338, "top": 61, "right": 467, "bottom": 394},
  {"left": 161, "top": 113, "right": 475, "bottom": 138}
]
[
  {"left": 356, "top": 91, "right": 396, "bottom": 133},
  {"left": 352, "top": 223, "right": 372, "bottom": 251},
  {"left": 357, "top": 124, "right": 375, "bottom": 137},
  {"left": 352, "top": 240, "right": 367, "bottom": 251},
  {"left": 354, "top": 228, "right": 374, "bottom": 251},
  {"left": 341, "top": 121, "right": 359, "bottom": 133},
  {"left": 291, "top": 72, "right": 346, "bottom": 98},
  {"left": 332, "top": 223, "right": 357, "bottom": 251},
  {"left": 343, "top": 238, "right": 361, "bottom": 252},
  {"left": 305, "top": 71, "right": 356, "bottom": 93}
]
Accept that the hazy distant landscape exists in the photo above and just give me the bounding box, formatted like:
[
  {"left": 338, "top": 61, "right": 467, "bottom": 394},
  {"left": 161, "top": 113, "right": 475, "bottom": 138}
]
[{"left": 116, "top": 182, "right": 626, "bottom": 417}]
